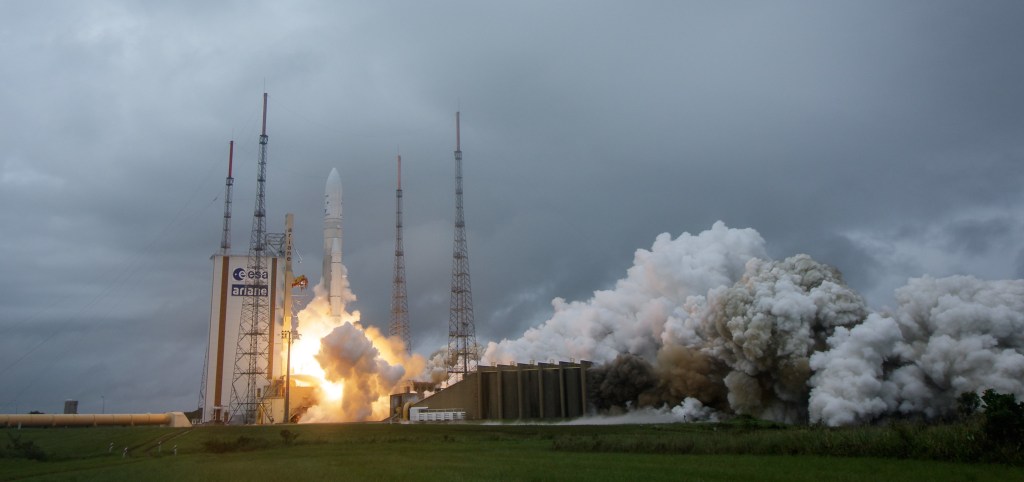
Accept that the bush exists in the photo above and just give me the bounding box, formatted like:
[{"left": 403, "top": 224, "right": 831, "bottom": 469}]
[
  {"left": 981, "top": 389, "right": 1024, "bottom": 448},
  {"left": 549, "top": 417, "right": 1019, "bottom": 464},
  {"left": 957, "top": 392, "right": 981, "bottom": 420},
  {"left": 3, "top": 433, "right": 48, "bottom": 461},
  {"left": 280, "top": 429, "right": 300, "bottom": 445},
  {"left": 202, "top": 436, "right": 272, "bottom": 454}
]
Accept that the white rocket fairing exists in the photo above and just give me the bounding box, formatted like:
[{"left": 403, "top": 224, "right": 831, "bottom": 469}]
[{"left": 323, "top": 168, "right": 344, "bottom": 318}]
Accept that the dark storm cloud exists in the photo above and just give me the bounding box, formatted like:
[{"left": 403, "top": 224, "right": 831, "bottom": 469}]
[
  {"left": 945, "top": 217, "right": 1014, "bottom": 255},
  {"left": 2, "top": 1, "right": 1023, "bottom": 413}
]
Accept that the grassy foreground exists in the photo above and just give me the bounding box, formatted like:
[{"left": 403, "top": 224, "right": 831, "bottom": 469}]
[{"left": 1, "top": 421, "right": 1021, "bottom": 481}]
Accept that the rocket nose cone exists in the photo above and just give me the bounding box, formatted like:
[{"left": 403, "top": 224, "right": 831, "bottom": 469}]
[{"left": 325, "top": 167, "right": 343, "bottom": 217}]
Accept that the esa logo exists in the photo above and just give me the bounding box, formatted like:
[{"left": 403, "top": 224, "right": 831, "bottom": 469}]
[{"left": 232, "top": 268, "right": 270, "bottom": 281}]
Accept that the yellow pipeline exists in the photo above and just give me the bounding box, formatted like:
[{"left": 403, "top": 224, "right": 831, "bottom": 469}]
[{"left": 0, "top": 412, "right": 191, "bottom": 428}]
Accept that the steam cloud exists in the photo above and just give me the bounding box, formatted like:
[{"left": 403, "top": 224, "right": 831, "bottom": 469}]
[
  {"left": 315, "top": 322, "right": 407, "bottom": 421},
  {"left": 290, "top": 268, "right": 426, "bottom": 423},
  {"left": 809, "top": 275, "right": 1024, "bottom": 425},
  {"left": 482, "top": 222, "right": 1024, "bottom": 425}
]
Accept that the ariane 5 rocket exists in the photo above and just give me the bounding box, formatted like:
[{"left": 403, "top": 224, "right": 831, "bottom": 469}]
[{"left": 323, "top": 167, "right": 344, "bottom": 319}]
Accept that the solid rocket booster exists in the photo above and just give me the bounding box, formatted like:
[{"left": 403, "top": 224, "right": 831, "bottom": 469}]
[{"left": 323, "top": 167, "right": 344, "bottom": 318}]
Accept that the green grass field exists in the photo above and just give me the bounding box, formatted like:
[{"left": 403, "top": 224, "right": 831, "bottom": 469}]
[{"left": 1, "top": 422, "right": 1021, "bottom": 481}]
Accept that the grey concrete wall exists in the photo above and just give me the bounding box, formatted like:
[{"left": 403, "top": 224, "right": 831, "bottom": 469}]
[{"left": 411, "top": 361, "right": 591, "bottom": 421}]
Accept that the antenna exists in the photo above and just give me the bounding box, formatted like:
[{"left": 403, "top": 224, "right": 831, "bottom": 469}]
[
  {"left": 261, "top": 93, "right": 268, "bottom": 136},
  {"left": 390, "top": 154, "right": 411, "bottom": 352},
  {"left": 219, "top": 140, "right": 234, "bottom": 255},
  {"left": 447, "top": 111, "right": 478, "bottom": 382}
]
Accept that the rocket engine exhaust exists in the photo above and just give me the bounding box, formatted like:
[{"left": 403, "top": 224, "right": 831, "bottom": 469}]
[{"left": 280, "top": 168, "right": 427, "bottom": 423}]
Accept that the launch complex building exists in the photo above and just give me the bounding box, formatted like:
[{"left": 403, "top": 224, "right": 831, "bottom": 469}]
[{"left": 200, "top": 97, "right": 587, "bottom": 425}]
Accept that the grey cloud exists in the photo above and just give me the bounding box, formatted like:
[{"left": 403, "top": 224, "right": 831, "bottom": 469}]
[{"left": 2, "top": 1, "right": 1023, "bottom": 414}]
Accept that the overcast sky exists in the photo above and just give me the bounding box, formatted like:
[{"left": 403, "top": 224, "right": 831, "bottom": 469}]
[{"left": 2, "top": 1, "right": 1022, "bottom": 414}]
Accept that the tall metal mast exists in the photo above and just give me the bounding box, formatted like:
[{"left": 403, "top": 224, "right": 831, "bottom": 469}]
[
  {"left": 389, "top": 154, "right": 411, "bottom": 353},
  {"left": 229, "top": 93, "right": 272, "bottom": 424},
  {"left": 199, "top": 139, "right": 236, "bottom": 418},
  {"left": 220, "top": 140, "right": 235, "bottom": 255},
  {"left": 447, "top": 112, "right": 479, "bottom": 382}
]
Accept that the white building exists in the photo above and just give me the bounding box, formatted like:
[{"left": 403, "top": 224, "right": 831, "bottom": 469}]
[{"left": 202, "top": 254, "right": 285, "bottom": 423}]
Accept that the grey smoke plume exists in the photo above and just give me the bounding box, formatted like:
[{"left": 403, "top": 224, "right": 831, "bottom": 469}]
[
  {"left": 809, "top": 275, "right": 1024, "bottom": 425},
  {"left": 676, "top": 254, "right": 868, "bottom": 422},
  {"left": 587, "top": 354, "right": 657, "bottom": 411},
  {"left": 645, "top": 343, "right": 728, "bottom": 410},
  {"left": 483, "top": 222, "right": 1024, "bottom": 425}
]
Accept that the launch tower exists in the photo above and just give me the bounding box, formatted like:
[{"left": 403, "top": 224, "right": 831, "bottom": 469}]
[
  {"left": 389, "top": 155, "right": 412, "bottom": 352},
  {"left": 447, "top": 112, "right": 479, "bottom": 382},
  {"left": 228, "top": 93, "right": 273, "bottom": 424}
]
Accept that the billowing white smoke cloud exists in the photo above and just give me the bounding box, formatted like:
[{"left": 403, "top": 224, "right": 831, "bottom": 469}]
[
  {"left": 483, "top": 221, "right": 767, "bottom": 364},
  {"left": 809, "top": 276, "right": 1024, "bottom": 426},
  {"left": 672, "top": 397, "right": 720, "bottom": 423},
  {"left": 314, "top": 322, "right": 407, "bottom": 421},
  {"left": 482, "top": 222, "right": 1024, "bottom": 425}
]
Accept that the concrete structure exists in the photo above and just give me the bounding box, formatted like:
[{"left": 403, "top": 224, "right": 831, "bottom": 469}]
[
  {"left": 388, "top": 381, "right": 441, "bottom": 421},
  {"left": 389, "top": 391, "right": 420, "bottom": 421},
  {"left": 410, "top": 361, "right": 592, "bottom": 421},
  {"left": 203, "top": 254, "right": 285, "bottom": 423},
  {"left": 1, "top": 412, "right": 192, "bottom": 428},
  {"left": 255, "top": 377, "right": 316, "bottom": 424}
]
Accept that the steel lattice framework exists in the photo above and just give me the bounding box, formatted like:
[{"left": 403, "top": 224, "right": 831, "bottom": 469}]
[
  {"left": 389, "top": 155, "right": 412, "bottom": 352},
  {"left": 199, "top": 140, "right": 236, "bottom": 420},
  {"left": 447, "top": 112, "right": 479, "bottom": 381},
  {"left": 220, "top": 140, "right": 235, "bottom": 256},
  {"left": 228, "top": 93, "right": 271, "bottom": 424}
]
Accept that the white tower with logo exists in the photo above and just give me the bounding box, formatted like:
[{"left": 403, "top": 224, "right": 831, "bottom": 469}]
[{"left": 203, "top": 254, "right": 285, "bottom": 423}]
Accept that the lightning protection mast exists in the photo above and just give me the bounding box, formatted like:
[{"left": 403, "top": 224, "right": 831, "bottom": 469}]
[
  {"left": 199, "top": 139, "right": 236, "bottom": 418},
  {"left": 220, "top": 140, "right": 235, "bottom": 255},
  {"left": 447, "top": 112, "right": 479, "bottom": 382},
  {"left": 389, "top": 154, "right": 412, "bottom": 353},
  {"left": 229, "top": 93, "right": 272, "bottom": 424}
]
